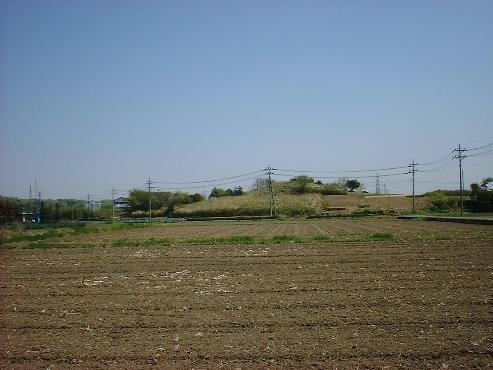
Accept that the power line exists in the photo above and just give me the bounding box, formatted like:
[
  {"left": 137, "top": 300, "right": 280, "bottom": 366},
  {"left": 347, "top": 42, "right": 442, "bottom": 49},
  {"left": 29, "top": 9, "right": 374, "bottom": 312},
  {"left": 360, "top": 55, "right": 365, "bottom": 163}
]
[
  {"left": 274, "top": 171, "right": 409, "bottom": 180},
  {"left": 418, "top": 159, "right": 457, "bottom": 174},
  {"left": 152, "top": 175, "right": 261, "bottom": 190},
  {"left": 276, "top": 165, "right": 409, "bottom": 174},
  {"left": 416, "top": 153, "right": 454, "bottom": 166},
  {"left": 467, "top": 148, "right": 493, "bottom": 158},
  {"left": 152, "top": 170, "right": 264, "bottom": 185},
  {"left": 466, "top": 142, "right": 493, "bottom": 152}
]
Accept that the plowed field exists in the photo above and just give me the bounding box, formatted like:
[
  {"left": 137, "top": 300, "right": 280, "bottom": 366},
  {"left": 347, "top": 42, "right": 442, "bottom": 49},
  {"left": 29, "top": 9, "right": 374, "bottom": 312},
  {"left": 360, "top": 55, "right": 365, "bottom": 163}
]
[{"left": 1, "top": 220, "right": 492, "bottom": 369}]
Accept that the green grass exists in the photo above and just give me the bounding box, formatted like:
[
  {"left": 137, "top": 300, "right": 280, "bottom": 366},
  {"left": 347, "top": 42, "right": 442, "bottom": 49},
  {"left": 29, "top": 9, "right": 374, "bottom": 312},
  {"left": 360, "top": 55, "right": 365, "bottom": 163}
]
[
  {"left": 111, "top": 238, "right": 172, "bottom": 248},
  {"left": 26, "top": 241, "right": 64, "bottom": 249},
  {"left": 2, "top": 229, "right": 64, "bottom": 243},
  {"left": 312, "top": 235, "right": 334, "bottom": 242},
  {"left": 184, "top": 236, "right": 256, "bottom": 245},
  {"left": 371, "top": 232, "right": 396, "bottom": 241},
  {"left": 0, "top": 221, "right": 158, "bottom": 246},
  {"left": 270, "top": 235, "right": 303, "bottom": 243}
]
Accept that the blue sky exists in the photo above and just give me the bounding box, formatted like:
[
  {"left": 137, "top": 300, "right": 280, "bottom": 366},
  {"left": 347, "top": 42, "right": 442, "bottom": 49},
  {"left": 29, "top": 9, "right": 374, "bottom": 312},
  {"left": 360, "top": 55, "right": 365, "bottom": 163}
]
[{"left": 1, "top": 0, "right": 492, "bottom": 199}]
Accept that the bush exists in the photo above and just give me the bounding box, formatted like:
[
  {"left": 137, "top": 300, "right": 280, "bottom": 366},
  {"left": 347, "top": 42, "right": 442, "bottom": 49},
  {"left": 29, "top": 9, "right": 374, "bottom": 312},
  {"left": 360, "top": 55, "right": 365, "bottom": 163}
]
[
  {"left": 0, "top": 201, "right": 17, "bottom": 224},
  {"left": 465, "top": 181, "right": 493, "bottom": 212},
  {"left": 320, "top": 184, "right": 347, "bottom": 195},
  {"left": 426, "top": 191, "right": 458, "bottom": 212}
]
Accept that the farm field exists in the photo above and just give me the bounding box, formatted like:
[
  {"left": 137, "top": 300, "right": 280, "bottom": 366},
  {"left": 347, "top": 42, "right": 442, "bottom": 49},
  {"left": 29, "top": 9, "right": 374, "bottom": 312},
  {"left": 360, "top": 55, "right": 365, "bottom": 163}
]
[
  {"left": 2, "top": 218, "right": 492, "bottom": 248},
  {"left": 1, "top": 218, "right": 492, "bottom": 369}
]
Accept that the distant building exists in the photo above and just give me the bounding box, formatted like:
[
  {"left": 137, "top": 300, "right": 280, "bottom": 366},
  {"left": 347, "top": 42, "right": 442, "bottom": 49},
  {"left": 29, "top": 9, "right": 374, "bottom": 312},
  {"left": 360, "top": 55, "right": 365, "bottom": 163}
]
[
  {"left": 114, "top": 197, "right": 130, "bottom": 209},
  {"left": 89, "top": 201, "right": 102, "bottom": 210},
  {"left": 22, "top": 211, "right": 39, "bottom": 223}
]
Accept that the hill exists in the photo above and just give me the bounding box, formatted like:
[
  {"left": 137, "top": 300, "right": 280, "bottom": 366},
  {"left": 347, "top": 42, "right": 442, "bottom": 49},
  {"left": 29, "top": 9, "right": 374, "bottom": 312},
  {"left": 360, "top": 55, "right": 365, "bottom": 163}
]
[{"left": 174, "top": 185, "right": 425, "bottom": 218}]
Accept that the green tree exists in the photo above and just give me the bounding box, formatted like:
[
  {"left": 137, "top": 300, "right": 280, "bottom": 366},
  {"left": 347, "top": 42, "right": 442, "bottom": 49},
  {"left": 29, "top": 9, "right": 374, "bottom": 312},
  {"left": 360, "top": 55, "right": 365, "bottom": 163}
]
[
  {"left": 0, "top": 200, "right": 17, "bottom": 224},
  {"left": 233, "top": 186, "right": 244, "bottom": 196},
  {"left": 290, "top": 176, "right": 314, "bottom": 183},
  {"left": 345, "top": 179, "right": 361, "bottom": 192},
  {"left": 189, "top": 193, "right": 204, "bottom": 203},
  {"left": 466, "top": 178, "right": 493, "bottom": 212}
]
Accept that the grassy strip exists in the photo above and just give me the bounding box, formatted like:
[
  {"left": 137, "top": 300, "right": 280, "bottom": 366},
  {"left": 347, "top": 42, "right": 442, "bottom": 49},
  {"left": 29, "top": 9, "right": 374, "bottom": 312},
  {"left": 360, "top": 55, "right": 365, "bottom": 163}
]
[
  {"left": 3, "top": 231, "right": 491, "bottom": 249},
  {"left": 184, "top": 234, "right": 305, "bottom": 246},
  {"left": 111, "top": 238, "right": 172, "bottom": 248},
  {"left": 2, "top": 229, "right": 64, "bottom": 243},
  {"left": 0, "top": 221, "right": 156, "bottom": 245}
]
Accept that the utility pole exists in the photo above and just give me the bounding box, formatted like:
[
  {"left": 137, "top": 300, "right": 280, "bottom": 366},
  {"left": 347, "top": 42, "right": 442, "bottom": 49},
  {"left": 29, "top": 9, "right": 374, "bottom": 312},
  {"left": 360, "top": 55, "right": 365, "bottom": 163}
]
[
  {"left": 408, "top": 160, "right": 417, "bottom": 213},
  {"left": 111, "top": 188, "right": 116, "bottom": 221},
  {"left": 453, "top": 144, "right": 467, "bottom": 217},
  {"left": 147, "top": 178, "right": 156, "bottom": 220},
  {"left": 375, "top": 173, "right": 380, "bottom": 195},
  {"left": 264, "top": 166, "right": 276, "bottom": 217},
  {"left": 87, "top": 193, "right": 91, "bottom": 220}
]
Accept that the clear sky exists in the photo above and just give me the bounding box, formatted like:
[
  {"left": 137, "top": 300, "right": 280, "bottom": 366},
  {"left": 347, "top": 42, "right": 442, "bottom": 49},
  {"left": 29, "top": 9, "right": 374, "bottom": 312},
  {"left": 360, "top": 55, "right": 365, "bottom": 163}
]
[{"left": 1, "top": 0, "right": 492, "bottom": 199}]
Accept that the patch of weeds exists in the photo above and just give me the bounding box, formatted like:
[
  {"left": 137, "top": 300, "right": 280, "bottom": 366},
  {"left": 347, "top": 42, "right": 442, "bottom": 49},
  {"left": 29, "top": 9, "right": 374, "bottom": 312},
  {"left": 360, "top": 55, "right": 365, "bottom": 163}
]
[
  {"left": 228, "top": 235, "right": 256, "bottom": 244},
  {"left": 70, "top": 224, "right": 101, "bottom": 235},
  {"left": 185, "top": 238, "right": 218, "bottom": 245},
  {"left": 371, "top": 232, "right": 395, "bottom": 241},
  {"left": 111, "top": 238, "right": 172, "bottom": 248},
  {"left": 271, "top": 235, "right": 303, "bottom": 244},
  {"left": 313, "top": 235, "right": 334, "bottom": 242},
  {"left": 108, "top": 222, "right": 150, "bottom": 231},
  {"left": 141, "top": 238, "right": 172, "bottom": 247},
  {"left": 111, "top": 238, "right": 138, "bottom": 247},
  {"left": 184, "top": 236, "right": 255, "bottom": 246},
  {"left": 430, "top": 234, "right": 451, "bottom": 241},
  {"left": 26, "top": 241, "right": 62, "bottom": 249},
  {"left": 6, "top": 229, "right": 64, "bottom": 243}
]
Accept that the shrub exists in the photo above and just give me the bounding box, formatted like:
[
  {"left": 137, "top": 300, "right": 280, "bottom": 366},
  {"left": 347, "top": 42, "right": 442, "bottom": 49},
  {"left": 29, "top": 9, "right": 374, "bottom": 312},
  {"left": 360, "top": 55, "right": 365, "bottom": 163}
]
[
  {"left": 426, "top": 191, "right": 458, "bottom": 212},
  {"left": 320, "top": 184, "right": 347, "bottom": 195}
]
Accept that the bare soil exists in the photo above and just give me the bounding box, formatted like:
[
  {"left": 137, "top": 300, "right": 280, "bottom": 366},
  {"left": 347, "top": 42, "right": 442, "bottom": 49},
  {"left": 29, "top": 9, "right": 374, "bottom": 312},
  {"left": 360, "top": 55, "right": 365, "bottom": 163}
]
[
  {"left": 1, "top": 226, "right": 492, "bottom": 368},
  {"left": 52, "top": 218, "right": 492, "bottom": 245}
]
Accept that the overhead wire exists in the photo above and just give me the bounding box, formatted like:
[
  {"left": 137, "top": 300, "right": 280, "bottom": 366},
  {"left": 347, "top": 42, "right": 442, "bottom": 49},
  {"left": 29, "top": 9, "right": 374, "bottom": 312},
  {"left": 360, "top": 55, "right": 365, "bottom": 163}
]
[
  {"left": 465, "top": 142, "right": 493, "bottom": 152},
  {"left": 153, "top": 175, "right": 261, "bottom": 190},
  {"left": 80, "top": 140, "right": 492, "bottom": 198},
  {"left": 467, "top": 148, "right": 493, "bottom": 158},
  {"left": 152, "top": 170, "right": 264, "bottom": 185},
  {"left": 273, "top": 171, "right": 410, "bottom": 180},
  {"left": 276, "top": 165, "right": 409, "bottom": 174}
]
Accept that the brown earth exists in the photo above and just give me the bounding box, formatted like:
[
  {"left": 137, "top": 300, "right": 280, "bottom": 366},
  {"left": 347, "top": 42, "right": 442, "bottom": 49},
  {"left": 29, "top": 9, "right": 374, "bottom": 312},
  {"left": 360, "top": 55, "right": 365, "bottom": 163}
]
[
  {"left": 1, "top": 224, "right": 492, "bottom": 369},
  {"left": 49, "top": 218, "right": 493, "bottom": 245}
]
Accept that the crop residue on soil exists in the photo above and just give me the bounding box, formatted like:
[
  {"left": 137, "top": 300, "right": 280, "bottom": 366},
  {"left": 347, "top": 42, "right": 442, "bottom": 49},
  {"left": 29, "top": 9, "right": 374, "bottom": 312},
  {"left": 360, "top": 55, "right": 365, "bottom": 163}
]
[{"left": 0, "top": 239, "right": 492, "bottom": 369}]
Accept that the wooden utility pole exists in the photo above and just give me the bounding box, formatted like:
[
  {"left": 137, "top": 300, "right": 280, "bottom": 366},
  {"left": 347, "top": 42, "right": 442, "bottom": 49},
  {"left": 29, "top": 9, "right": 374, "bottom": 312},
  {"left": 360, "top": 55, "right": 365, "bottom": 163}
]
[
  {"left": 147, "top": 178, "right": 152, "bottom": 220},
  {"left": 264, "top": 166, "right": 276, "bottom": 217},
  {"left": 87, "top": 194, "right": 91, "bottom": 220},
  {"left": 409, "top": 160, "right": 417, "bottom": 213},
  {"left": 111, "top": 188, "right": 116, "bottom": 221},
  {"left": 453, "top": 144, "right": 467, "bottom": 217}
]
